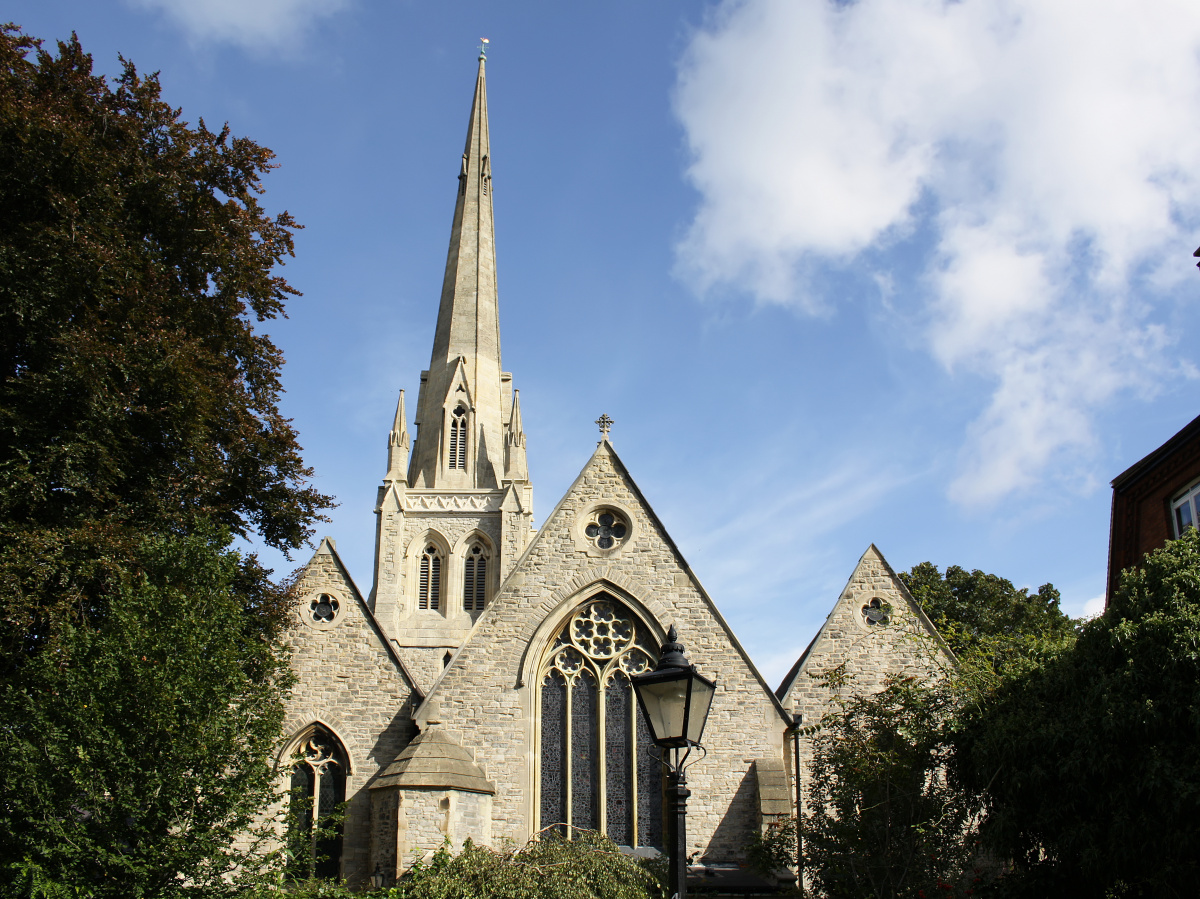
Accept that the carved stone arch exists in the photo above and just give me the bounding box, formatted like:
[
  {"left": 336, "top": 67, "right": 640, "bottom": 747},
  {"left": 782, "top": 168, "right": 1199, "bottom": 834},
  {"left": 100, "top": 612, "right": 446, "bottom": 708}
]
[
  {"left": 517, "top": 580, "right": 667, "bottom": 695},
  {"left": 450, "top": 527, "right": 495, "bottom": 556},
  {"left": 277, "top": 714, "right": 357, "bottom": 776},
  {"left": 280, "top": 719, "right": 350, "bottom": 880},
  {"left": 407, "top": 529, "right": 451, "bottom": 615},
  {"left": 527, "top": 588, "right": 665, "bottom": 848}
]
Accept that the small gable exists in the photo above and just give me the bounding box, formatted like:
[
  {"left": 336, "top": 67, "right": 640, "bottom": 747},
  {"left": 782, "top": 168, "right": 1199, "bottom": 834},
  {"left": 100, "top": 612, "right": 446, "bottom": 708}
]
[
  {"left": 776, "top": 544, "right": 952, "bottom": 724},
  {"left": 287, "top": 537, "right": 421, "bottom": 769}
]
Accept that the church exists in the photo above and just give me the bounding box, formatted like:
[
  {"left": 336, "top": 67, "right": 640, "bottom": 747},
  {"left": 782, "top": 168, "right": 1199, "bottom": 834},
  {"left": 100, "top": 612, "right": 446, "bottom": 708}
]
[{"left": 281, "top": 51, "right": 950, "bottom": 888}]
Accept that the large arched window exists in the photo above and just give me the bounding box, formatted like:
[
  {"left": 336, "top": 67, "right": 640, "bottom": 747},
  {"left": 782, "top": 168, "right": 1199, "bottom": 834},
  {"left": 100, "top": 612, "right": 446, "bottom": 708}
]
[
  {"left": 419, "top": 544, "right": 443, "bottom": 611},
  {"left": 463, "top": 542, "right": 488, "bottom": 612},
  {"left": 538, "top": 594, "right": 663, "bottom": 849},
  {"left": 447, "top": 405, "right": 468, "bottom": 471},
  {"left": 286, "top": 725, "right": 347, "bottom": 880}
]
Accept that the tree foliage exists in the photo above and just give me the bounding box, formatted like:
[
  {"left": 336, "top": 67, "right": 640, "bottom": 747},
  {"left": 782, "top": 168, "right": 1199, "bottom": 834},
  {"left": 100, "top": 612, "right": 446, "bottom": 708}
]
[
  {"left": 899, "top": 562, "right": 1074, "bottom": 675},
  {"left": 254, "top": 832, "right": 664, "bottom": 899},
  {"left": 795, "top": 667, "right": 986, "bottom": 899},
  {"left": 0, "top": 24, "right": 331, "bottom": 666},
  {"left": 0, "top": 528, "right": 294, "bottom": 897},
  {"left": 955, "top": 529, "right": 1200, "bottom": 898},
  {"left": 0, "top": 26, "right": 331, "bottom": 896}
]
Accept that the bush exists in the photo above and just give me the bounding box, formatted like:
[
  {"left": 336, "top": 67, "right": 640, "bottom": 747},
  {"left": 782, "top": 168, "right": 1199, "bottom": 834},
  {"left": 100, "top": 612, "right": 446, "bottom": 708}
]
[{"left": 240, "top": 831, "right": 664, "bottom": 899}]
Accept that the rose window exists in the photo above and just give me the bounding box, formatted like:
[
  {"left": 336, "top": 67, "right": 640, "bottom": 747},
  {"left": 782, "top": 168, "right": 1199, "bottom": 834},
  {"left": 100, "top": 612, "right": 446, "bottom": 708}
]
[
  {"left": 861, "top": 597, "right": 891, "bottom": 626},
  {"left": 584, "top": 510, "right": 629, "bottom": 550},
  {"left": 309, "top": 593, "right": 340, "bottom": 624}
]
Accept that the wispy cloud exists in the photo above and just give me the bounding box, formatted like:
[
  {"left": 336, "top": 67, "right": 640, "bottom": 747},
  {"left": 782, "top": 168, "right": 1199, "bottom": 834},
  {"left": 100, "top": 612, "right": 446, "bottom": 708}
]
[
  {"left": 674, "top": 0, "right": 1200, "bottom": 505},
  {"left": 129, "top": 0, "right": 351, "bottom": 52}
]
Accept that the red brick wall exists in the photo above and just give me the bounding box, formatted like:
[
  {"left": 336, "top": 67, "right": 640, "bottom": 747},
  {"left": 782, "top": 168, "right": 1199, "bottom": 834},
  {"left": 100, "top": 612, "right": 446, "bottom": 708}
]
[{"left": 1109, "top": 431, "right": 1200, "bottom": 595}]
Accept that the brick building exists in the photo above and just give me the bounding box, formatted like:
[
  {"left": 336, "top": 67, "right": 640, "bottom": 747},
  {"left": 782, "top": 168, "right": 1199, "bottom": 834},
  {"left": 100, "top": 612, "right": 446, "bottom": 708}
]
[
  {"left": 282, "top": 52, "right": 951, "bottom": 887},
  {"left": 1108, "top": 413, "right": 1200, "bottom": 598}
]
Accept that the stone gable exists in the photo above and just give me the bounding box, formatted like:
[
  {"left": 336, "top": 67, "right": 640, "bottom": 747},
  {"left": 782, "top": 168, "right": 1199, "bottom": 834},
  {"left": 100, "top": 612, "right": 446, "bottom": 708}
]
[
  {"left": 415, "top": 440, "right": 791, "bottom": 862},
  {"left": 285, "top": 538, "right": 420, "bottom": 885},
  {"left": 775, "top": 545, "right": 953, "bottom": 784}
]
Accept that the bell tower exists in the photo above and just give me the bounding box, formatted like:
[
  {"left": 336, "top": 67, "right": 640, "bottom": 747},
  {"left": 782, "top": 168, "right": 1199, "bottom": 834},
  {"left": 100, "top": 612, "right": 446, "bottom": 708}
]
[{"left": 370, "top": 49, "right": 535, "bottom": 684}]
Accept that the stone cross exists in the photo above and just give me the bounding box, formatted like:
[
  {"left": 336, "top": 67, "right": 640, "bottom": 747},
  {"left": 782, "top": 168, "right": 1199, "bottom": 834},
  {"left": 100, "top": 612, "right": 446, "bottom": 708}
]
[{"left": 596, "top": 413, "right": 613, "bottom": 439}]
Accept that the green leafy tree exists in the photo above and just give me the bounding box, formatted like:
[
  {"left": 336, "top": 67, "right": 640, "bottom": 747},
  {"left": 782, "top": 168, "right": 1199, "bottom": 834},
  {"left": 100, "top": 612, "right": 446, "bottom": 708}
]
[
  {"left": 954, "top": 529, "right": 1200, "bottom": 898},
  {"left": 899, "top": 562, "right": 1074, "bottom": 676},
  {"left": 791, "top": 667, "right": 986, "bottom": 899},
  {"left": 0, "top": 528, "right": 294, "bottom": 897},
  {"left": 0, "top": 24, "right": 330, "bottom": 666},
  {"left": 0, "top": 25, "right": 331, "bottom": 896}
]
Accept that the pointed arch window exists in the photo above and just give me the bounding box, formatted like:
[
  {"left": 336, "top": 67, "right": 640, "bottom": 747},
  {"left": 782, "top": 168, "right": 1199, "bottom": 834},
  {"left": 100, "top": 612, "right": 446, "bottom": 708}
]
[
  {"left": 286, "top": 725, "right": 347, "bottom": 880},
  {"left": 464, "top": 543, "right": 489, "bottom": 612},
  {"left": 419, "top": 545, "right": 443, "bottom": 611},
  {"left": 538, "top": 594, "right": 663, "bottom": 849},
  {"left": 448, "top": 406, "right": 468, "bottom": 471}
]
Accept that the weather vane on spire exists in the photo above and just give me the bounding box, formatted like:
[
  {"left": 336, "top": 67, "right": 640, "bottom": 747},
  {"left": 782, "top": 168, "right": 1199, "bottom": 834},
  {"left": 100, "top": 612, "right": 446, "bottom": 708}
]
[
  {"left": 596, "top": 414, "right": 613, "bottom": 440},
  {"left": 478, "top": 37, "right": 489, "bottom": 60}
]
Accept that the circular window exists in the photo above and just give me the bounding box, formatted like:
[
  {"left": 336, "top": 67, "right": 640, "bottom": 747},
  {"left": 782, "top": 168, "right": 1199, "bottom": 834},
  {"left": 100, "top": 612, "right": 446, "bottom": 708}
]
[
  {"left": 861, "top": 597, "right": 891, "bottom": 627},
  {"left": 584, "top": 509, "right": 629, "bottom": 551},
  {"left": 301, "top": 590, "right": 345, "bottom": 629}
]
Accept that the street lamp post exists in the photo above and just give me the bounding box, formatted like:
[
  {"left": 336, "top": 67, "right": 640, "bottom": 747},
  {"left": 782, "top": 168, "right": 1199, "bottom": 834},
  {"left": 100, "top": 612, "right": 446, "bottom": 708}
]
[{"left": 631, "top": 626, "right": 716, "bottom": 899}]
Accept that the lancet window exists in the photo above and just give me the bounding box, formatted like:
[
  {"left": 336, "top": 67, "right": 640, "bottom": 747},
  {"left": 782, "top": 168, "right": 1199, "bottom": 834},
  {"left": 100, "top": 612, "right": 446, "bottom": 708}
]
[
  {"left": 464, "top": 543, "right": 489, "bottom": 612},
  {"left": 286, "top": 725, "right": 347, "bottom": 880},
  {"left": 419, "top": 545, "right": 443, "bottom": 611},
  {"left": 538, "top": 594, "right": 663, "bottom": 849},
  {"left": 448, "top": 406, "right": 468, "bottom": 471}
]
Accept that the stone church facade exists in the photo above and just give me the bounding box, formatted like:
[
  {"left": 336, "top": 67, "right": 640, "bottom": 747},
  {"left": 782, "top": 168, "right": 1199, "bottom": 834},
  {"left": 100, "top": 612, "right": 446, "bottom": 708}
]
[{"left": 280, "top": 53, "right": 951, "bottom": 887}]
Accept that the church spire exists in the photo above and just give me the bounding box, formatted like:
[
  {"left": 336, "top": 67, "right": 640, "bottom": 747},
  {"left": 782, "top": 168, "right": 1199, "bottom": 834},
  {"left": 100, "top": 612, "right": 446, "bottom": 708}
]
[
  {"left": 429, "top": 53, "right": 498, "bottom": 371},
  {"left": 409, "top": 53, "right": 507, "bottom": 489}
]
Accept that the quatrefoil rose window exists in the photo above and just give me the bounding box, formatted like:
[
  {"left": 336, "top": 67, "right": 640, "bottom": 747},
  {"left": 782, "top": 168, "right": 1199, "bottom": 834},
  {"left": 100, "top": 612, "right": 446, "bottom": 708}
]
[
  {"left": 584, "top": 509, "right": 629, "bottom": 550},
  {"left": 302, "top": 590, "right": 344, "bottom": 629},
  {"left": 861, "top": 597, "right": 891, "bottom": 627}
]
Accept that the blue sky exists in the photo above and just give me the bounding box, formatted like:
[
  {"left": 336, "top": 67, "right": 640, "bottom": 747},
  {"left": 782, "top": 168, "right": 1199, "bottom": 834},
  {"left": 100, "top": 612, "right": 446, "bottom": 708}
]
[{"left": 10, "top": 0, "right": 1200, "bottom": 686}]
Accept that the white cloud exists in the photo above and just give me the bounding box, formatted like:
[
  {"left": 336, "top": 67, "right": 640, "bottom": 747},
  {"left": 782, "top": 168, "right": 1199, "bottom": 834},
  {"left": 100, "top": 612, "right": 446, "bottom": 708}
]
[
  {"left": 130, "top": 0, "right": 350, "bottom": 51},
  {"left": 675, "top": 0, "right": 1200, "bottom": 504}
]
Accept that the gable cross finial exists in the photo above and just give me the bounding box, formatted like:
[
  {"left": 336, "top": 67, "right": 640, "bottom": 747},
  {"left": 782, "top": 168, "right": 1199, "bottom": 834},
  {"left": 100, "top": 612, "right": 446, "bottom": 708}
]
[
  {"left": 478, "top": 37, "right": 489, "bottom": 60},
  {"left": 595, "top": 413, "right": 613, "bottom": 440}
]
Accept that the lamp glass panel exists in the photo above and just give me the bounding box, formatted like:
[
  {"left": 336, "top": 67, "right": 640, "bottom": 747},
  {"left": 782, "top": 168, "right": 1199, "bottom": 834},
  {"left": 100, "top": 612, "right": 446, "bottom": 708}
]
[
  {"left": 685, "top": 677, "right": 716, "bottom": 744},
  {"left": 637, "top": 677, "right": 688, "bottom": 743}
]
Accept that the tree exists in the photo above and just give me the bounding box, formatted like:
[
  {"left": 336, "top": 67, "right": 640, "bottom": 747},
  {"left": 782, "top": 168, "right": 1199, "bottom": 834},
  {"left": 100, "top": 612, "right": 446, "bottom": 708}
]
[
  {"left": 0, "top": 24, "right": 330, "bottom": 665},
  {"left": 0, "top": 528, "right": 293, "bottom": 897},
  {"left": 0, "top": 26, "right": 331, "bottom": 895},
  {"left": 768, "top": 666, "right": 986, "bottom": 899},
  {"left": 899, "top": 562, "right": 1074, "bottom": 675},
  {"left": 954, "top": 529, "right": 1200, "bottom": 898}
]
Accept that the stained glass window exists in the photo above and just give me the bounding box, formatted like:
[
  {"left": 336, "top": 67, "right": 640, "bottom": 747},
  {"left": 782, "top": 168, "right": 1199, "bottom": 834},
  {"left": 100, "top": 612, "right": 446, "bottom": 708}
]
[
  {"left": 286, "top": 725, "right": 347, "bottom": 880},
  {"left": 537, "top": 595, "right": 662, "bottom": 848},
  {"left": 584, "top": 510, "right": 629, "bottom": 550}
]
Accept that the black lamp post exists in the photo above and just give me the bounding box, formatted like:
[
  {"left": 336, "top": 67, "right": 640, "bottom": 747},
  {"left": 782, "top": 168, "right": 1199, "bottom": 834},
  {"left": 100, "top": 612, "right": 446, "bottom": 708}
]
[{"left": 631, "top": 625, "right": 716, "bottom": 899}]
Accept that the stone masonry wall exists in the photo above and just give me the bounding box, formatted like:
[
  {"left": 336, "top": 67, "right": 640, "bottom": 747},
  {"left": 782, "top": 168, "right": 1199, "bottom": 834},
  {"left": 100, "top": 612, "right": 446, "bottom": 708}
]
[
  {"left": 779, "top": 546, "right": 952, "bottom": 812},
  {"left": 286, "top": 541, "right": 418, "bottom": 886},
  {"left": 418, "top": 443, "right": 790, "bottom": 864}
]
